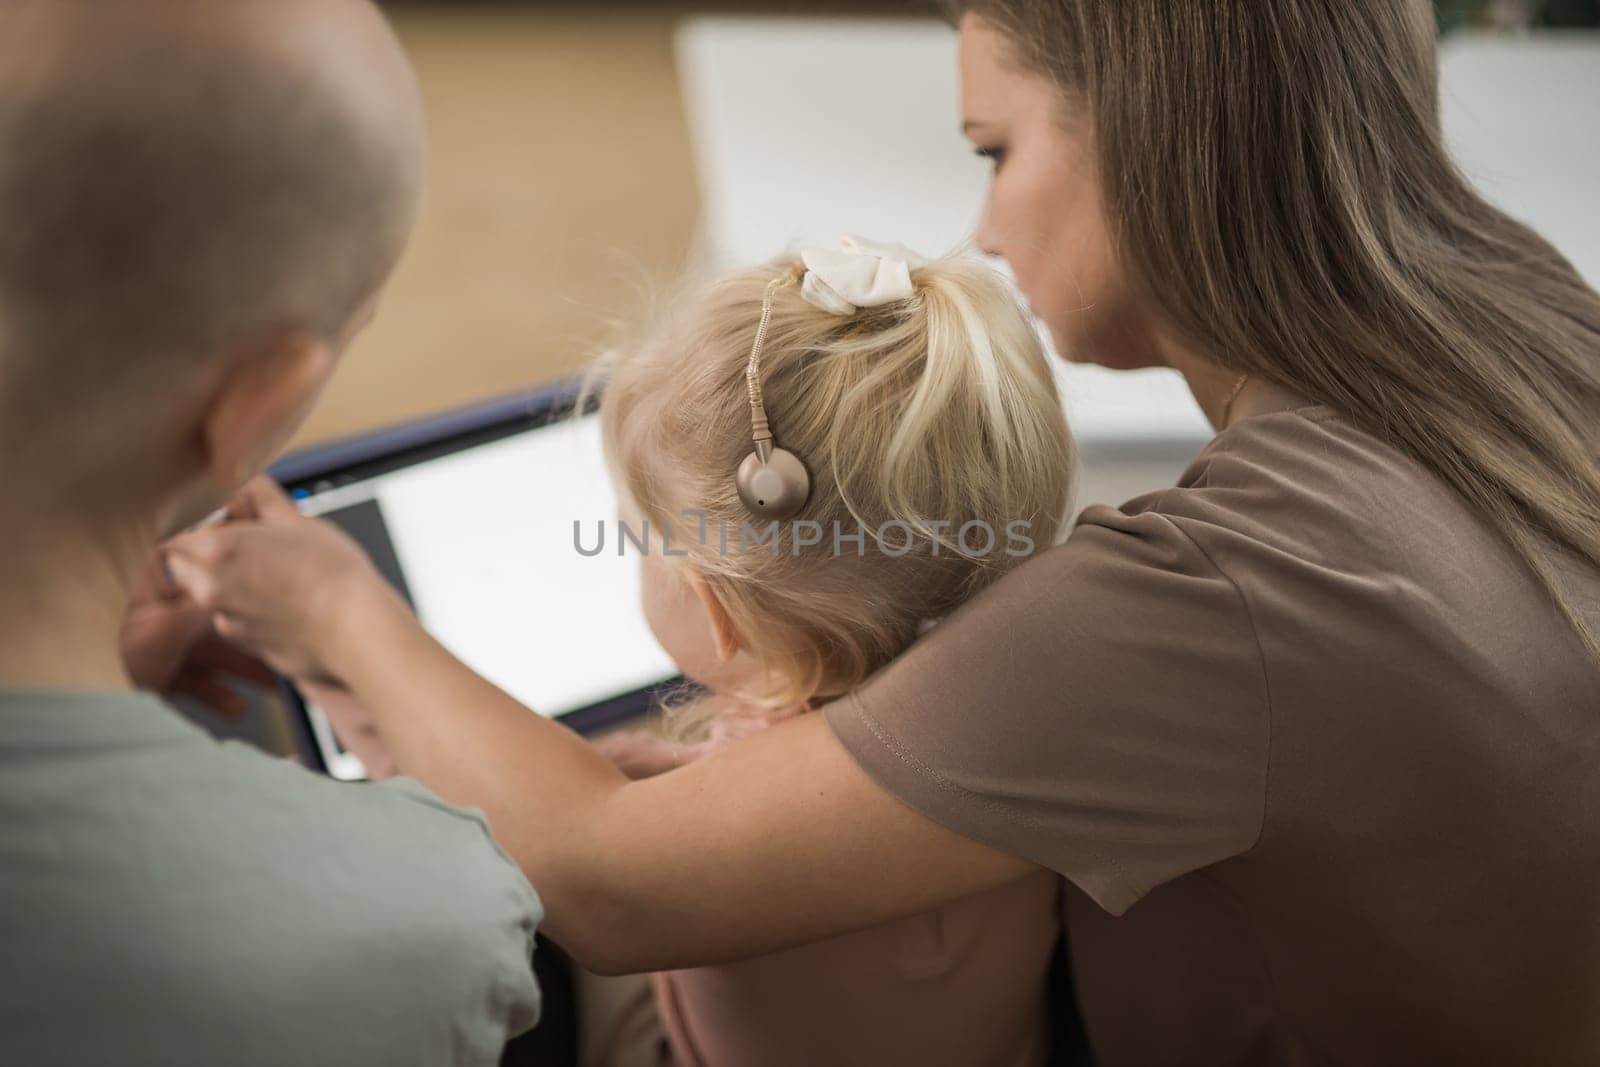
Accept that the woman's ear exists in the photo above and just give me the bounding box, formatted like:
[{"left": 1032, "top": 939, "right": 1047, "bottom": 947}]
[{"left": 689, "top": 572, "right": 744, "bottom": 663}]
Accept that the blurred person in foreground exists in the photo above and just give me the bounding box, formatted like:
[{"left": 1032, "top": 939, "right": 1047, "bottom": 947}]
[{"left": 0, "top": 2, "right": 541, "bottom": 1064}]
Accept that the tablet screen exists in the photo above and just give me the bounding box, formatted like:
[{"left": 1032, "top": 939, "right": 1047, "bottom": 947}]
[{"left": 288, "top": 412, "right": 678, "bottom": 746}]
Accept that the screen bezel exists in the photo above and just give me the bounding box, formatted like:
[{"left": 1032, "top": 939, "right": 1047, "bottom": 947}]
[{"left": 267, "top": 380, "right": 681, "bottom": 777}]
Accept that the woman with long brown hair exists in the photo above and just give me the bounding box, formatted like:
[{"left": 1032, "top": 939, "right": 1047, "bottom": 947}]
[{"left": 164, "top": 1, "right": 1600, "bottom": 1062}]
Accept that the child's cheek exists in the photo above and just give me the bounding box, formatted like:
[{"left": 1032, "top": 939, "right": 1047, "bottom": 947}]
[{"left": 639, "top": 553, "right": 721, "bottom": 687}]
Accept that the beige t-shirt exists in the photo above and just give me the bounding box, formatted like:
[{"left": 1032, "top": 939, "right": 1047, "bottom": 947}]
[{"left": 825, "top": 386, "right": 1600, "bottom": 1066}]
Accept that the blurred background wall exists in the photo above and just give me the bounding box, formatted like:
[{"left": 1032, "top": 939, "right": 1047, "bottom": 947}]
[
  {"left": 302, "top": 0, "right": 1598, "bottom": 506},
  {"left": 295, "top": 5, "right": 702, "bottom": 447}
]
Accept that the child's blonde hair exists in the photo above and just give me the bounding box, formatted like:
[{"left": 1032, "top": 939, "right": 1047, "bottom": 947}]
[{"left": 594, "top": 251, "right": 1074, "bottom": 730}]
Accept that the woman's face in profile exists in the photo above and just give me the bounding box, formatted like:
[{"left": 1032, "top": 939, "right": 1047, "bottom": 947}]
[{"left": 960, "top": 15, "right": 1163, "bottom": 371}]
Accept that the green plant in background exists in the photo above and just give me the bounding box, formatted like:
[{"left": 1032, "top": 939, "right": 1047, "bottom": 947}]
[{"left": 1435, "top": 0, "right": 1600, "bottom": 33}]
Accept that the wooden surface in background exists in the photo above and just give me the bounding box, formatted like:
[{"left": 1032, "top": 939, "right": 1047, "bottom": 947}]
[{"left": 295, "top": 8, "right": 701, "bottom": 446}]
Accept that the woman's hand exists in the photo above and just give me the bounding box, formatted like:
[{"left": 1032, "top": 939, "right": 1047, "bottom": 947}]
[
  {"left": 161, "top": 477, "right": 404, "bottom": 684},
  {"left": 120, "top": 552, "right": 277, "bottom": 715},
  {"left": 592, "top": 729, "right": 702, "bottom": 780}
]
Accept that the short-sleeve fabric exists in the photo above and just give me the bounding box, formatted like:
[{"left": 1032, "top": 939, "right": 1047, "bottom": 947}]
[
  {"left": 0, "top": 689, "right": 543, "bottom": 1067},
  {"left": 824, "top": 392, "right": 1600, "bottom": 1064},
  {"left": 827, "top": 502, "right": 1270, "bottom": 916}
]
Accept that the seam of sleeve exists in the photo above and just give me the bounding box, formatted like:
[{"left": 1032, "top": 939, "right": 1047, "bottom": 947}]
[
  {"left": 1149, "top": 510, "right": 1277, "bottom": 859},
  {"left": 842, "top": 687, "right": 1132, "bottom": 887}
]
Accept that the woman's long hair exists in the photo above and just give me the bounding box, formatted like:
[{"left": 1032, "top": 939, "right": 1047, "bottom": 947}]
[{"left": 955, "top": 0, "right": 1600, "bottom": 657}]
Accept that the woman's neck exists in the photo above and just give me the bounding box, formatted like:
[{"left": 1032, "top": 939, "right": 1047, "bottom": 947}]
[
  {"left": 1158, "top": 340, "right": 1248, "bottom": 431},
  {"left": 1156, "top": 332, "right": 1319, "bottom": 432}
]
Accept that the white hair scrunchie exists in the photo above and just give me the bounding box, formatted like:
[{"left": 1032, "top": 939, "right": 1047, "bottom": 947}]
[{"left": 799, "top": 235, "right": 928, "bottom": 316}]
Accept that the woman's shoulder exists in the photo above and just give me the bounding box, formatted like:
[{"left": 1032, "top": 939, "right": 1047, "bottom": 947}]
[
  {"left": 1181, "top": 402, "right": 1409, "bottom": 503},
  {"left": 1079, "top": 403, "right": 1477, "bottom": 580},
  {"left": 1053, "top": 398, "right": 1589, "bottom": 697}
]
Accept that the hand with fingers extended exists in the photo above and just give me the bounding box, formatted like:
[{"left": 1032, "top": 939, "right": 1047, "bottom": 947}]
[{"left": 161, "top": 476, "right": 405, "bottom": 686}]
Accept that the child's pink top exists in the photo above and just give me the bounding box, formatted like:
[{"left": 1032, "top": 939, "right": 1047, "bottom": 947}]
[{"left": 646, "top": 717, "right": 1061, "bottom": 1067}]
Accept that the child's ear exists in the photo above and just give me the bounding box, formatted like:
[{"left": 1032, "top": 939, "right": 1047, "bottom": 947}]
[{"left": 689, "top": 572, "right": 744, "bottom": 663}]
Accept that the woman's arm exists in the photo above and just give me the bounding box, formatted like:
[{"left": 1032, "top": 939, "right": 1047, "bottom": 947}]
[
  {"left": 297, "top": 678, "right": 401, "bottom": 779},
  {"left": 165, "top": 479, "right": 1038, "bottom": 974},
  {"left": 332, "top": 583, "right": 1036, "bottom": 972}
]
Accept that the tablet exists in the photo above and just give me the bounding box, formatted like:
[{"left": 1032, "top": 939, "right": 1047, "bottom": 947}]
[{"left": 269, "top": 383, "right": 681, "bottom": 780}]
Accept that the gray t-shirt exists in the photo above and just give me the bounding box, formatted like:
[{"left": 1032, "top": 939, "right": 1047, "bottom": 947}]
[{"left": 0, "top": 688, "right": 542, "bottom": 1066}]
